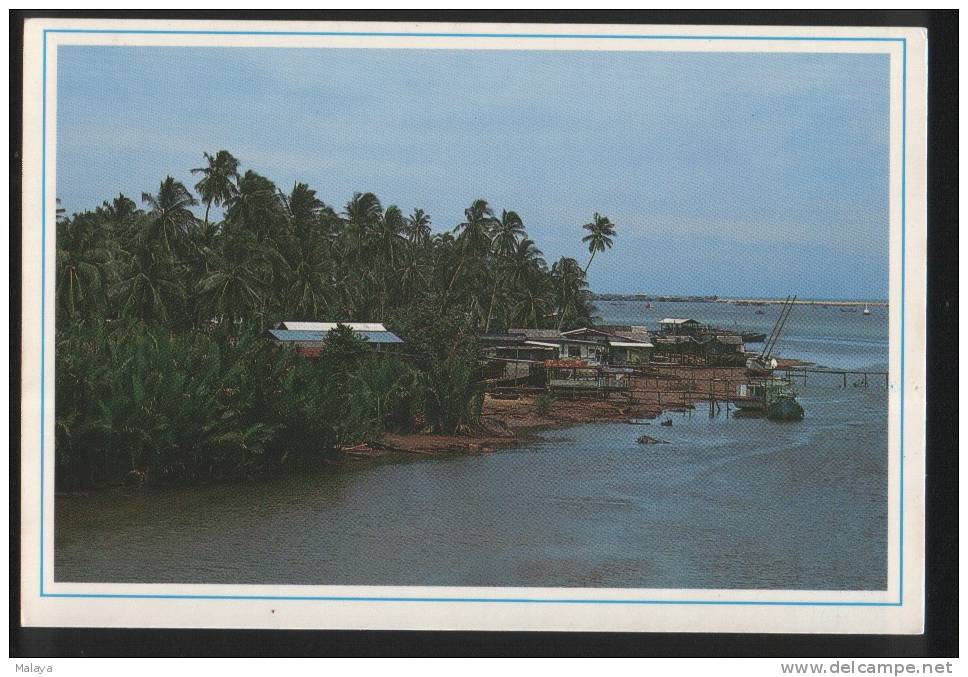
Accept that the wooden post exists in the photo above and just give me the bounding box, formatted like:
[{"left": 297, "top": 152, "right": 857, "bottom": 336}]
[{"left": 843, "top": 372, "right": 847, "bottom": 388}]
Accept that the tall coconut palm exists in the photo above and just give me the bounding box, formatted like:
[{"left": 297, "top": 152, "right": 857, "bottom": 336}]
[
  {"left": 373, "top": 205, "right": 407, "bottom": 315},
  {"left": 56, "top": 212, "right": 116, "bottom": 320},
  {"left": 510, "top": 282, "right": 555, "bottom": 329},
  {"left": 491, "top": 209, "right": 526, "bottom": 258},
  {"left": 377, "top": 205, "right": 406, "bottom": 269},
  {"left": 506, "top": 238, "right": 546, "bottom": 290},
  {"left": 115, "top": 237, "right": 185, "bottom": 324},
  {"left": 581, "top": 212, "right": 616, "bottom": 275},
  {"left": 405, "top": 208, "right": 432, "bottom": 247},
  {"left": 277, "top": 182, "right": 334, "bottom": 319},
  {"left": 281, "top": 182, "right": 323, "bottom": 229},
  {"left": 191, "top": 150, "right": 240, "bottom": 225},
  {"left": 140, "top": 177, "right": 198, "bottom": 259},
  {"left": 100, "top": 194, "right": 139, "bottom": 227},
  {"left": 398, "top": 209, "right": 432, "bottom": 305},
  {"left": 552, "top": 256, "right": 591, "bottom": 330},
  {"left": 447, "top": 199, "right": 497, "bottom": 296},
  {"left": 483, "top": 210, "right": 527, "bottom": 331},
  {"left": 342, "top": 192, "right": 383, "bottom": 261},
  {"left": 224, "top": 171, "right": 283, "bottom": 241},
  {"left": 196, "top": 230, "right": 274, "bottom": 330}
]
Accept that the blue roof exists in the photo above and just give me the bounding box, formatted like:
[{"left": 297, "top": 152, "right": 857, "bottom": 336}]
[{"left": 268, "top": 329, "right": 403, "bottom": 344}]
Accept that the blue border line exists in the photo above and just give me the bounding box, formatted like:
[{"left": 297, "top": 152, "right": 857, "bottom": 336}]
[
  {"left": 40, "top": 29, "right": 47, "bottom": 598},
  {"left": 39, "top": 28, "right": 907, "bottom": 608},
  {"left": 45, "top": 29, "right": 907, "bottom": 42},
  {"left": 898, "top": 37, "right": 907, "bottom": 606}
]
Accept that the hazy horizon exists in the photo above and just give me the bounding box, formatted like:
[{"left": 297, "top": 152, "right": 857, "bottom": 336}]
[{"left": 57, "top": 46, "right": 891, "bottom": 299}]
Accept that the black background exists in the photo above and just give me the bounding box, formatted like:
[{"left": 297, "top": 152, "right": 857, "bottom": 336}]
[{"left": 9, "top": 9, "right": 958, "bottom": 658}]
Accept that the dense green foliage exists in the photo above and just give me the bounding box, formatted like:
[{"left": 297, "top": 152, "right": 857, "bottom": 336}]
[{"left": 55, "top": 151, "right": 615, "bottom": 488}]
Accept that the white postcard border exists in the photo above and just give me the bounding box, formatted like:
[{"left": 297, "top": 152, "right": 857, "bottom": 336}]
[{"left": 20, "top": 19, "right": 928, "bottom": 634}]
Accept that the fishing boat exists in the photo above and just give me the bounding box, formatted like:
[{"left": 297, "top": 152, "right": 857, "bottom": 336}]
[
  {"left": 745, "top": 295, "right": 796, "bottom": 377},
  {"left": 863, "top": 303, "right": 871, "bottom": 316},
  {"left": 733, "top": 377, "right": 804, "bottom": 421},
  {"left": 745, "top": 355, "right": 778, "bottom": 376},
  {"left": 732, "top": 320, "right": 767, "bottom": 343}
]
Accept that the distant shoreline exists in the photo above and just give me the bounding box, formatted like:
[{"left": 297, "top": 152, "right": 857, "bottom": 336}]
[{"left": 590, "top": 294, "right": 888, "bottom": 307}]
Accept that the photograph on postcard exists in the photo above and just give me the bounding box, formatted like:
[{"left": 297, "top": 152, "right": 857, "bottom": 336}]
[{"left": 19, "top": 20, "right": 927, "bottom": 633}]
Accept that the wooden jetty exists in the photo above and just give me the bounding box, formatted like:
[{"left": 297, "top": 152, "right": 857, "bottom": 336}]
[{"left": 777, "top": 366, "right": 889, "bottom": 388}]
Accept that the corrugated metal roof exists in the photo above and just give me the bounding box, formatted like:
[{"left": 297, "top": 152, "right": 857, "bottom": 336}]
[
  {"left": 610, "top": 341, "right": 655, "bottom": 348},
  {"left": 659, "top": 318, "right": 699, "bottom": 325},
  {"left": 523, "top": 340, "right": 561, "bottom": 349},
  {"left": 508, "top": 328, "right": 564, "bottom": 339},
  {"left": 269, "top": 329, "right": 403, "bottom": 344},
  {"left": 280, "top": 321, "right": 389, "bottom": 332}
]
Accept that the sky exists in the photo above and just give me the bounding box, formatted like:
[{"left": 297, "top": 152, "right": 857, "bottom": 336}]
[{"left": 56, "top": 46, "right": 891, "bottom": 299}]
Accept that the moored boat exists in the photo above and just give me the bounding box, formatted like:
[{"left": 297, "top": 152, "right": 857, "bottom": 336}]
[{"left": 733, "top": 377, "right": 804, "bottom": 421}]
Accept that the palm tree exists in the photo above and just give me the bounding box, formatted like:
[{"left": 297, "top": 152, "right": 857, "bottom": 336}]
[
  {"left": 100, "top": 194, "right": 138, "bottom": 226},
  {"left": 191, "top": 151, "right": 240, "bottom": 225},
  {"left": 224, "top": 170, "right": 283, "bottom": 243},
  {"left": 342, "top": 192, "right": 382, "bottom": 262},
  {"left": 373, "top": 205, "right": 407, "bottom": 315},
  {"left": 196, "top": 230, "right": 274, "bottom": 330},
  {"left": 506, "top": 238, "right": 546, "bottom": 290},
  {"left": 140, "top": 177, "right": 198, "bottom": 258},
  {"left": 581, "top": 212, "right": 616, "bottom": 275},
  {"left": 447, "top": 199, "right": 498, "bottom": 296},
  {"left": 507, "top": 240, "right": 549, "bottom": 331},
  {"left": 56, "top": 212, "right": 116, "bottom": 320},
  {"left": 483, "top": 210, "right": 527, "bottom": 331},
  {"left": 377, "top": 205, "right": 406, "bottom": 269},
  {"left": 552, "top": 256, "right": 591, "bottom": 330},
  {"left": 491, "top": 210, "right": 526, "bottom": 258},
  {"left": 281, "top": 182, "right": 323, "bottom": 228},
  {"left": 405, "top": 208, "right": 432, "bottom": 247},
  {"left": 114, "top": 237, "right": 185, "bottom": 324}
]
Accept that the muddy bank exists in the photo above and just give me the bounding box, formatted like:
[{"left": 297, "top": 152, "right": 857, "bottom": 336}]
[{"left": 373, "top": 365, "right": 756, "bottom": 456}]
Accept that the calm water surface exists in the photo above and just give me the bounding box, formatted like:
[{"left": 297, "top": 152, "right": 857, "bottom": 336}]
[{"left": 56, "top": 300, "right": 890, "bottom": 589}]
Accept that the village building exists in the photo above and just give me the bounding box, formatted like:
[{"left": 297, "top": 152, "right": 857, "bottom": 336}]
[
  {"left": 480, "top": 325, "right": 652, "bottom": 395},
  {"left": 651, "top": 318, "right": 748, "bottom": 364},
  {"left": 568, "top": 325, "right": 654, "bottom": 366},
  {"left": 658, "top": 318, "right": 705, "bottom": 336},
  {"left": 268, "top": 321, "right": 404, "bottom": 358}
]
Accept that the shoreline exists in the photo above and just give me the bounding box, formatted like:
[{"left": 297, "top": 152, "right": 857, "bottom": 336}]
[
  {"left": 592, "top": 295, "right": 887, "bottom": 307},
  {"left": 57, "top": 363, "right": 806, "bottom": 492},
  {"left": 371, "top": 364, "right": 756, "bottom": 456}
]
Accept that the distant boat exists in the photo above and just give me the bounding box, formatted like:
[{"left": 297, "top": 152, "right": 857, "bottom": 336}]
[
  {"left": 863, "top": 304, "right": 871, "bottom": 316},
  {"left": 644, "top": 302, "right": 654, "bottom": 310},
  {"left": 755, "top": 309, "right": 765, "bottom": 315}
]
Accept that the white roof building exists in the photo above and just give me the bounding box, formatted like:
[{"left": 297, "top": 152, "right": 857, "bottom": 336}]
[{"left": 279, "top": 321, "right": 390, "bottom": 332}]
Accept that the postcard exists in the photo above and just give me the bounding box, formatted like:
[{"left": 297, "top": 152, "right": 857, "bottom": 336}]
[{"left": 19, "top": 18, "right": 927, "bottom": 634}]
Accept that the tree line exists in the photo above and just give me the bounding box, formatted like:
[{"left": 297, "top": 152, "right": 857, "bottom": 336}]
[{"left": 55, "top": 150, "right": 617, "bottom": 488}]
